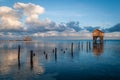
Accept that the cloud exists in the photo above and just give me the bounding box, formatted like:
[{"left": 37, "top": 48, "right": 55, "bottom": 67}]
[
  {"left": 0, "top": 2, "right": 120, "bottom": 40},
  {"left": 0, "top": 2, "right": 46, "bottom": 31},
  {"left": 83, "top": 23, "right": 120, "bottom": 33},
  {"left": 14, "top": 2, "right": 45, "bottom": 26},
  {"left": 32, "top": 30, "right": 92, "bottom": 39},
  {"left": 84, "top": 26, "right": 101, "bottom": 32},
  {"left": 105, "top": 32, "right": 120, "bottom": 39},
  {"left": 0, "top": 2, "right": 83, "bottom": 33},
  {"left": 0, "top": 6, "right": 22, "bottom": 30},
  {"left": 66, "top": 21, "right": 82, "bottom": 32},
  {"left": 104, "top": 23, "right": 120, "bottom": 32}
]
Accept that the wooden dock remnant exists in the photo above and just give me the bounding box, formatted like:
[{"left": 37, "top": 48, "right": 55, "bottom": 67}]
[
  {"left": 30, "top": 50, "right": 35, "bottom": 70},
  {"left": 71, "top": 42, "right": 73, "bottom": 57},
  {"left": 18, "top": 45, "right": 20, "bottom": 60},
  {"left": 55, "top": 48, "right": 57, "bottom": 61},
  {"left": 18, "top": 45, "right": 21, "bottom": 70}
]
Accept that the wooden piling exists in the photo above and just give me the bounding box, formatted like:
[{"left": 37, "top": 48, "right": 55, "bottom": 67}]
[
  {"left": 86, "top": 42, "right": 88, "bottom": 52},
  {"left": 89, "top": 41, "right": 91, "bottom": 50},
  {"left": 78, "top": 42, "right": 80, "bottom": 48},
  {"left": 18, "top": 59, "right": 20, "bottom": 70},
  {"left": 71, "top": 43, "right": 73, "bottom": 57},
  {"left": 86, "top": 42, "right": 87, "bottom": 49},
  {"left": 78, "top": 42, "right": 80, "bottom": 51},
  {"left": 55, "top": 48, "right": 57, "bottom": 54},
  {"left": 44, "top": 51, "right": 46, "bottom": 54},
  {"left": 45, "top": 54, "right": 48, "bottom": 60},
  {"left": 53, "top": 49, "right": 54, "bottom": 53},
  {"left": 66, "top": 48, "right": 67, "bottom": 50},
  {"left": 55, "top": 48, "right": 57, "bottom": 61},
  {"left": 30, "top": 50, "right": 33, "bottom": 70},
  {"left": 81, "top": 42, "right": 83, "bottom": 50},
  {"left": 18, "top": 45, "right": 20, "bottom": 60},
  {"left": 18, "top": 45, "right": 21, "bottom": 69}
]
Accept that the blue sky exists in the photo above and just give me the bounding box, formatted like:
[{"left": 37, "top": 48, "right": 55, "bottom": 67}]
[
  {"left": 0, "top": 0, "right": 120, "bottom": 27},
  {"left": 0, "top": 0, "right": 120, "bottom": 39}
]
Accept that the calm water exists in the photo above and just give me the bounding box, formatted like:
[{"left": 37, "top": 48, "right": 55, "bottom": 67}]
[{"left": 0, "top": 40, "right": 120, "bottom": 80}]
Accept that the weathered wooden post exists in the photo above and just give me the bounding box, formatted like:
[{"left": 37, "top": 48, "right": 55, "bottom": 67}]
[
  {"left": 86, "top": 42, "right": 87, "bottom": 49},
  {"left": 78, "top": 42, "right": 80, "bottom": 50},
  {"left": 30, "top": 50, "right": 35, "bottom": 70},
  {"left": 86, "top": 41, "right": 88, "bottom": 52},
  {"left": 55, "top": 48, "right": 57, "bottom": 61},
  {"left": 89, "top": 41, "right": 91, "bottom": 50},
  {"left": 81, "top": 42, "right": 83, "bottom": 51},
  {"left": 44, "top": 51, "right": 46, "bottom": 54},
  {"left": 43, "top": 51, "right": 48, "bottom": 60},
  {"left": 78, "top": 42, "right": 81, "bottom": 51},
  {"left": 53, "top": 49, "right": 54, "bottom": 53},
  {"left": 66, "top": 48, "right": 67, "bottom": 50},
  {"left": 100, "top": 36, "right": 104, "bottom": 43},
  {"left": 18, "top": 45, "right": 20, "bottom": 60},
  {"left": 71, "top": 42, "right": 73, "bottom": 57},
  {"left": 45, "top": 54, "right": 48, "bottom": 60},
  {"left": 18, "top": 45, "right": 21, "bottom": 70}
]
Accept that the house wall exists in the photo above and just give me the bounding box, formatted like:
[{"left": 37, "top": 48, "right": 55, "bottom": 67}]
[{"left": 93, "top": 30, "right": 104, "bottom": 37}]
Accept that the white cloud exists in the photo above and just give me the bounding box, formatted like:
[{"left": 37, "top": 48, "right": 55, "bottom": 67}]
[
  {"left": 0, "top": 6, "right": 22, "bottom": 30},
  {"left": 14, "top": 2, "right": 45, "bottom": 25},
  {"left": 105, "top": 32, "right": 120, "bottom": 39},
  {"left": 0, "top": 2, "right": 119, "bottom": 40},
  {"left": 0, "top": 2, "right": 86, "bottom": 33},
  {"left": 0, "top": 2, "right": 47, "bottom": 31},
  {"left": 32, "top": 30, "right": 92, "bottom": 39}
]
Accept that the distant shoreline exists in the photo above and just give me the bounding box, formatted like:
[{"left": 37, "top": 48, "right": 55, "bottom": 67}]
[
  {"left": 0, "top": 39, "right": 119, "bottom": 42},
  {"left": 0, "top": 40, "right": 32, "bottom": 42}
]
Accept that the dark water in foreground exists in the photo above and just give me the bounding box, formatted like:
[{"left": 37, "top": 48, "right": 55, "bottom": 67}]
[{"left": 0, "top": 40, "right": 120, "bottom": 80}]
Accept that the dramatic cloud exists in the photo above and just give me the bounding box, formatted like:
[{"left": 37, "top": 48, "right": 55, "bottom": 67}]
[
  {"left": 84, "top": 26, "right": 101, "bottom": 32},
  {"left": 105, "top": 23, "right": 120, "bottom": 32},
  {"left": 0, "top": 6, "right": 22, "bottom": 30},
  {"left": 14, "top": 2, "right": 45, "bottom": 26},
  {"left": 0, "top": 2, "right": 120, "bottom": 40},
  {"left": 66, "top": 21, "right": 82, "bottom": 32},
  {"left": 83, "top": 23, "right": 120, "bottom": 33}
]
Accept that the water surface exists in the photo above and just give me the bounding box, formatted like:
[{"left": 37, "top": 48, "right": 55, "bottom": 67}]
[{"left": 0, "top": 40, "right": 120, "bottom": 80}]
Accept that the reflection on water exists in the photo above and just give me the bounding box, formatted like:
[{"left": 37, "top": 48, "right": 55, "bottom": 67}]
[
  {"left": 0, "top": 50, "right": 18, "bottom": 74},
  {"left": 0, "top": 40, "right": 120, "bottom": 80},
  {"left": 93, "top": 43, "right": 104, "bottom": 56}
]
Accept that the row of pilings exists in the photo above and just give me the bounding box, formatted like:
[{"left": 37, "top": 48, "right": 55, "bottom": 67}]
[
  {"left": 17, "top": 41, "right": 103, "bottom": 69},
  {"left": 18, "top": 45, "right": 35, "bottom": 70}
]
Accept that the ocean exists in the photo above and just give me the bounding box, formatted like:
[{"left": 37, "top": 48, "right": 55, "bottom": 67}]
[{"left": 0, "top": 40, "right": 120, "bottom": 80}]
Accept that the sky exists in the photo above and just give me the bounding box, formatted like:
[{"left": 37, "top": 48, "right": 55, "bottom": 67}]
[{"left": 0, "top": 0, "right": 120, "bottom": 40}]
